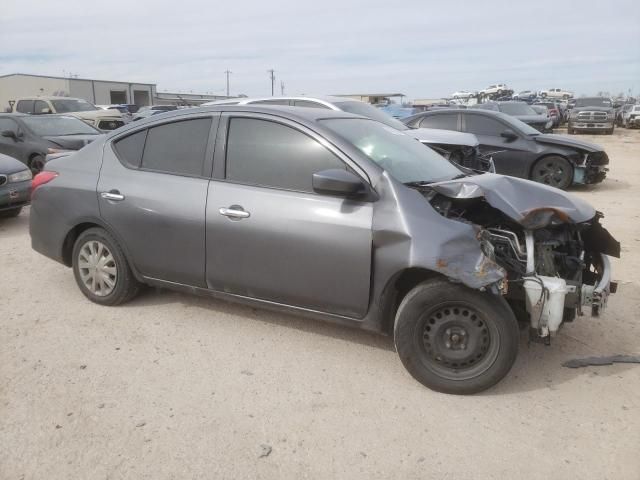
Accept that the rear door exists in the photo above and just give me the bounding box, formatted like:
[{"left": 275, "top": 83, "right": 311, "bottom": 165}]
[
  {"left": 205, "top": 113, "right": 373, "bottom": 318},
  {"left": 461, "top": 112, "right": 536, "bottom": 178},
  {"left": 98, "top": 115, "right": 218, "bottom": 286}
]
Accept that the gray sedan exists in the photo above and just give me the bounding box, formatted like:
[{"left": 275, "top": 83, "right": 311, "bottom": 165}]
[{"left": 29, "top": 106, "right": 618, "bottom": 394}]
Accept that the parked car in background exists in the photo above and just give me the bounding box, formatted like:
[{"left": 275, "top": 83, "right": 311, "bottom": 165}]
[
  {"left": 97, "top": 105, "right": 133, "bottom": 123},
  {"left": 539, "top": 88, "right": 573, "bottom": 99},
  {"left": 376, "top": 104, "right": 419, "bottom": 119},
  {"left": 451, "top": 90, "right": 476, "bottom": 99},
  {"left": 512, "top": 90, "right": 537, "bottom": 102},
  {"left": 617, "top": 104, "right": 634, "bottom": 126},
  {"left": 0, "top": 114, "right": 102, "bottom": 173},
  {"left": 623, "top": 105, "right": 640, "bottom": 128},
  {"left": 402, "top": 108, "right": 610, "bottom": 189},
  {"left": 204, "top": 96, "right": 486, "bottom": 169},
  {"left": 567, "top": 97, "right": 615, "bottom": 135},
  {"left": 534, "top": 101, "right": 562, "bottom": 127},
  {"left": 472, "top": 101, "right": 552, "bottom": 132},
  {"left": 29, "top": 105, "right": 618, "bottom": 394},
  {"left": 0, "top": 152, "right": 31, "bottom": 217},
  {"left": 137, "top": 105, "right": 178, "bottom": 113},
  {"left": 481, "top": 84, "right": 509, "bottom": 96},
  {"left": 12, "top": 97, "right": 125, "bottom": 131}
]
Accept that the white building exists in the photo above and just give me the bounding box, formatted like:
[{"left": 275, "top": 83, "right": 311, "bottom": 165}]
[{"left": 0, "top": 73, "right": 228, "bottom": 111}]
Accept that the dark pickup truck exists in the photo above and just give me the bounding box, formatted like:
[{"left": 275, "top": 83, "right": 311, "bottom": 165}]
[{"left": 568, "top": 97, "right": 615, "bottom": 135}]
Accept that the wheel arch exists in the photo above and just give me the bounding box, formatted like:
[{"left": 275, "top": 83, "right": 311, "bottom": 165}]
[
  {"left": 61, "top": 218, "right": 143, "bottom": 281},
  {"left": 379, "top": 267, "right": 448, "bottom": 335}
]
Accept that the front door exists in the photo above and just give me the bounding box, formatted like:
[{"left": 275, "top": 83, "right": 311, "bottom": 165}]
[
  {"left": 205, "top": 114, "right": 373, "bottom": 318},
  {"left": 97, "top": 115, "right": 217, "bottom": 286}
]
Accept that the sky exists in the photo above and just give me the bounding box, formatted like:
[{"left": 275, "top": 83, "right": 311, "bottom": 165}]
[{"left": 1, "top": 0, "right": 639, "bottom": 101}]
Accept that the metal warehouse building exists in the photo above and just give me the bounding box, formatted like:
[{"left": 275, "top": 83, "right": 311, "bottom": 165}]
[{"left": 0, "top": 73, "right": 226, "bottom": 112}]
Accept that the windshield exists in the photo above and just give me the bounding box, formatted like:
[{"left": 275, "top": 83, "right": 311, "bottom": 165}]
[
  {"left": 574, "top": 98, "right": 611, "bottom": 108},
  {"left": 51, "top": 99, "right": 98, "bottom": 112},
  {"left": 21, "top": 116, "right": 99, "bottom": 136},
  {"left": 499, "top": 103, "right": 536, "bottom": 116},
  {"left": 321, "top": 118, "right": 462, "bottom": 184},
  {"left": 333, "top": 101, "right": 409, "bottom": 131}
]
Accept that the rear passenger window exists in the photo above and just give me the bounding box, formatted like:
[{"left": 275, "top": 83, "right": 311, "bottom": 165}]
[
  {"left": 226, "top": 117, "right": 345, "bottom": 193},
  {"left": 141, "top": 118, "right": 212, "bottom": 176},
  {"left": 419, "top": 114, "right": 458, "bottom": 130},
  {"left": 16, "top": 100, "right": 34, "bottom": 114},
  {"left": 114, "top": 130, "right": 147, "bottom": 168}
]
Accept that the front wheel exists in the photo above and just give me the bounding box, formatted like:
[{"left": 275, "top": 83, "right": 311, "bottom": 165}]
[
  {"left": 394, "top": 280, "right": 519, "bottom": 395},
  {"left": 531, "top": 156, "right": 573, "bottom": 190},
  {"left": 72, "top": 227, "right": 141, "bottom": 305},
  {"left": 29, "top": 154, "right": 46, "bottom": 175},
  {"left": 0, "top": 207, "right": 22, "bottom": 218}
]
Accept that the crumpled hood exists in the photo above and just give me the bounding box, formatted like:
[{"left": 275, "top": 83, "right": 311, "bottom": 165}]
[
  {"left": 533, "top": 133, "right": 603, "bottom": 152},
  {"left": 429, "top": 173, "right": 596, "bottom": 228},
  {"left": 68, "top": 110, "right": 122, "bottom": 121},
  {"left": 43, "top": 134, "right": 102, "bottom": 150},
  {"left": 409, "top": 127, "right": 479, "bottom": 148}
]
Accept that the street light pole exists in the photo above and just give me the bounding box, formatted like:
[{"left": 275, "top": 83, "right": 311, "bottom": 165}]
[{"left": 224, "top": 69, "right": 232, "bottom": 97}]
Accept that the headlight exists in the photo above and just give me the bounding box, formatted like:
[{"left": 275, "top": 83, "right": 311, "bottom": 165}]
[
  {"left": 47, "top": 147, "right": 71, "bottom": 154},
  {"left": 8, "top": 169, "right": 32, "bottom": 183}
]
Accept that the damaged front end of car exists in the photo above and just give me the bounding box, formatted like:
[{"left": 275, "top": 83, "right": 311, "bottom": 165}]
[{"left": 412, "top": 174, "right": 620, "bottom": 342}]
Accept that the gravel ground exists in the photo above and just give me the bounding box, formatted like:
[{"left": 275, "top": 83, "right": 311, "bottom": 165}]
[{"left": 1, "top": 129, "right": 639, "bottom": 480}]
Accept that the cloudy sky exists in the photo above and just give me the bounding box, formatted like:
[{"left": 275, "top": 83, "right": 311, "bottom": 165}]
[{"left": 2, "top": 0, "right": 639, "bottom": 100}]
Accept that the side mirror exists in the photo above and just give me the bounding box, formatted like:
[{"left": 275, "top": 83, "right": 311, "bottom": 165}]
[
  {"left": 1, "top": 130, "right": 18, "bottom": 140},
  {"left": 312, "top": 169, "right": 366, "bottom": 197},
  {"left": 500, "top": 129, "right": 518, "bottom": 142}
]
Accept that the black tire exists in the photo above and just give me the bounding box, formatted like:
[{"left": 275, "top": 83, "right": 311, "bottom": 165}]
[
  {"left": 0, "top": 207, "right": 22, "bottom": 218},
  {"left": 394, "top": 279, "right": 519, "bottom": 395},
  {"left": 531, "top": 155, "right": 573, "bottom": 190},
  {"left": 72, "top": 227, "right": 141, "bottom": 306},
  {"left": 29, "top": 154, "right": 46, "bottom": 175}
]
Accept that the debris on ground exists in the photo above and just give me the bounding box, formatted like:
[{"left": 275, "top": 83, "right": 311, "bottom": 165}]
[
  {"left": 562, "top": 354, "right": 640, "bottom": 368},
  {"left": 258, "top": 444, "right": 272, "bottom": 458}
]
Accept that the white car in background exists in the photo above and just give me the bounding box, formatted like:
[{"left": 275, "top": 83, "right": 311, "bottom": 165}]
[
  {"left": 539, "top": 88, "right": 573, "bottom": 99},
  {"left": 623, "top": 105, "right": 640, "bottom": 128},
  {"left": 480, "top": 84, "right": 508, "bottom": 96},
  {"left": 451, "top": 90, "right": 476, "bottom": 99}
]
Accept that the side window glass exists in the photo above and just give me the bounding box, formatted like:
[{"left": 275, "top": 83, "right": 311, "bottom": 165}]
[
  {"left": 34, "top": 100, "right": 50, "bottom": 115},
  {"left": 113, "top": 130, "right": 147, "bottom": 168},
  {"left": 141, "top": 118, "right": 212, "bottom": 176},
  {"left": 0, "top": 118, "right": 19, "bottom": 133},
  {"left": 419, "top": 114, "right": 458, "bottom": 130},
  {"left": 225, "top": 117, "right": 346, "bottom": 193},
  {"left": 16, "top": 100, "right": 34, "bottom": 114},
  {"left": 464, "top": 114, "right": 505, "bottom": 136}
]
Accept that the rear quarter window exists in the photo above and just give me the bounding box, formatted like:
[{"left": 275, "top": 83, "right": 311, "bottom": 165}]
[{"left": 113, "top": 130, "right": 147, "bottom": 168}]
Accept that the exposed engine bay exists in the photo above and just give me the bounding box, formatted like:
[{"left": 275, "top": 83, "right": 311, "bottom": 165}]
[{"left": 410, "top": 175, "right": 620, "bottom": 342}]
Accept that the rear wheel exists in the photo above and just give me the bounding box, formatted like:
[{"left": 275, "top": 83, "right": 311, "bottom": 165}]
[
  {"left": 29, "top": 154, "right": 46, "bottom": 175},
  {"left": 394, "top": 280, "right": 519, "bottom": 395},
  {"left": 72, "top": 227, "right": 141, "bottom": 305},
  {"left": 531, "top": 156, "right": 573, "bottom": 190}
]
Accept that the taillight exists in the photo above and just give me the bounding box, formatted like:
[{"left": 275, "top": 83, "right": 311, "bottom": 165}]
[{"left": 32, "top": 171, "right": 58, "bottom": 192}]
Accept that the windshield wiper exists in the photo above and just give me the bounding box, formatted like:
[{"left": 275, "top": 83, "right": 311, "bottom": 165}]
[
  {"left": 404, "top": 180, "right": 435, "bottom": 187},
  {"left": 450, "top": 173, "right": 469, "bottom": 180}
]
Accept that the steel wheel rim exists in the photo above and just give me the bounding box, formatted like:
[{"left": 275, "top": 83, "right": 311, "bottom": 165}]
[
  {"left": 416, "top": 302, "right": 500, "bottom": 381},
  {"left": 78, "top": 240, "right": 117, "bottom": 297},
  {"left": 533, "top": 158, "right": 570, "bottom": 187}
]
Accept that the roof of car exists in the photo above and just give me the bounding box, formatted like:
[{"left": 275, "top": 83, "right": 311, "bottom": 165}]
[
  {"left": 205, "top": 95, "right": 361, "bottom": 107},
  {"left": 15, "top": 96, "right": 87, "bottom": 101},
  {"left": 108, "top": 104, "right": 369, "bottom": 137}
]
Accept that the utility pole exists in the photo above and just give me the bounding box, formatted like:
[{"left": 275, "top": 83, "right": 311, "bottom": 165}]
[
  {"left": 267, "top": 69, "right": 275, "bottom": 96},
  {"left": 280, "top": 80, "right": 285, "bottom": 96},
  {"left": 224, "top": 69, "right": 232, "bottom": 97}
]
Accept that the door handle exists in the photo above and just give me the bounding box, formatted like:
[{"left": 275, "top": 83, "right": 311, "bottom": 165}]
[
  {"left": 219, "top": 206, "right": 250, "bottom": 219},
  {"left": 101, "top": 190, "right": 125, "bottom": 201}
]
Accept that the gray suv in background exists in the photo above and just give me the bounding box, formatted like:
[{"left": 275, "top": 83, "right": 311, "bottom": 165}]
[
  {"left": 29, "top": 105, "right": 618, "bottom": 394},
  {"left": 568, "top": 97, "right": 615, "bottom": 134}
]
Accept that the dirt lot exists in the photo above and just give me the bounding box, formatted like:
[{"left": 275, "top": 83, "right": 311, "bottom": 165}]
[{"left": 1, "top": 129, "right": 639, "bottom": 480}]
